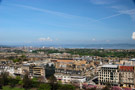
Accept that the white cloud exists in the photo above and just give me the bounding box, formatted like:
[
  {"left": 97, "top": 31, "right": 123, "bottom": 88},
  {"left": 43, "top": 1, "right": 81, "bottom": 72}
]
[
  {"left": 8, "top": 4, "right": 95, "bottom": 22},
  {"left": 39, "top": 37, "right": 53, "bottom": 42},
  {"left": 111, "top": 5, "right": 127, "bottom": 10},
  {"left": 13, "top": 4, "right": 72, "bottom": 18},
  {"left": 118, "top": 9, "right": 135, "bottom": 20},
  {"left": 96, "top": 13, "right": 122, "bottom": 21},
  {"left": 132, "top": 32, "right": 135, "bottom": 40},
  {"left": 106, "top": 40, "right": 110, "bottom": 42},
  {"left": 96, "top": 7, "right": 135, "bottom": 21},
  {"left": 92, "top": 38, "right": 96, "bottom": 41},
  {"left": 110, "top": 5, "right": 135, "bottom": 20}
]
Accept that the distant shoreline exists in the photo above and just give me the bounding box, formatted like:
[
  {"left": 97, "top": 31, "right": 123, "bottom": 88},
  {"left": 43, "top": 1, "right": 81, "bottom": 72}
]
[{"left": 0, "top": 44, "right": 135, "bottom": 49}]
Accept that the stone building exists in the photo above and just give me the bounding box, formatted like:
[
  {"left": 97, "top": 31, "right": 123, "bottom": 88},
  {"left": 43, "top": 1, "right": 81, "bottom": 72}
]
[
  {"left": 119, "top": 66, "right": 134, "bottom": 88},
  {"left": 98, "top": 65, "right": 119, "bottom": 86},
  {"left": 98, "top": 64, "right": 135, "bottom": 88}
]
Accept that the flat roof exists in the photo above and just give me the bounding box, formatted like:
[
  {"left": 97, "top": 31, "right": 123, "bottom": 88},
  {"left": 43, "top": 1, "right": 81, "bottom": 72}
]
[
  {"left": 129, "top": 58, "right": 135, "bottom": 61},
  {"left": 56, "top": 60, "right": 73, "bottom": 63},
  {"left": 102, "top": 64, "right": 118, "bottom": 68}
]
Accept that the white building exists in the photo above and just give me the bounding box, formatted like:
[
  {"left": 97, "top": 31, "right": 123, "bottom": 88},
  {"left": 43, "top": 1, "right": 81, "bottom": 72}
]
[
  {"left": 55, "top": 74, "right": 86, "bottom": 84},
  {"left": 98, "top": 64, "right": 119, "bottom": 85}
]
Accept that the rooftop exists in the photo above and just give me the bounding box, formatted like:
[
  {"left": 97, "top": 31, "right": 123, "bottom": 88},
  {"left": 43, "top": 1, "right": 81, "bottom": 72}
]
[
  {"left": 102, "top": 64, "right": 118, "bottom": 68},
  {"left": 129, "top": 58, "right": 135, "bottom": 61},
  {"left": 119, "top": 66, "right": 134, "bottom": 72}
]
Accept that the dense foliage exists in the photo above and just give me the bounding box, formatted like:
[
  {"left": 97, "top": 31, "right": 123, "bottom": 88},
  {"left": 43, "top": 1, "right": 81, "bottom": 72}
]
[
  {"left": 2, "top": 86, "right": 25, "bottom": 90},
  {"left": 45, "top": 64, "right": 55, "bottom": 78},
  {"left": 32, "top": 49, "right": 135, "bottom": 58},
  {"left": 0, "top": 72, "right": 75, "bottom": 90}
]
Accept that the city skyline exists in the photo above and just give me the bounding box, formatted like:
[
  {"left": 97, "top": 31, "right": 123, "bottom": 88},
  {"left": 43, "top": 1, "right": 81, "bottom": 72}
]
[{"left": 0, "top": 0, "right": 135, "bottom": 45}]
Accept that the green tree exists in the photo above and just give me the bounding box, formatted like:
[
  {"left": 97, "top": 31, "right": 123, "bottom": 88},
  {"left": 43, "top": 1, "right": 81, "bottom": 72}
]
[
  {"left": 13, "top": 59, "right": 20, "bottom": 63},
  {"left": 57, "top": 80, "right": 62, "bottom": 84},
  {"left": 0, "top": 72, "right": 9, "bottom": 86},
  {"left": 38, "top": 84, "right": 51, "bottom": 90},
  {"left": 22, "top": 73, "right": 32, "bottom": 89},
  {"left": 58, "top": 84, "right": 75, "bottom": 90},
  {"left": 9, "top": 77, "right": 18, "bottom": 87},
  {"left": 16, "top": 75, "right": 22, "bottom": 85},
  {"left": 31, "top": 77, "right": 39, "bottom": 88},
  {"left": 48, "top": 75, "right": 57, "bottom": 84},
  {"left": 45, "top": 64, "right": 55, "bottom": 78},
  {"left": 48, "top": 75, "right": 57, "bottom": 90},
  {"left": 18, "top": 80, "right": 23, "bottom": 86},
  {"left": 2, "top": 86, "right": 25, "bottom": 90}
]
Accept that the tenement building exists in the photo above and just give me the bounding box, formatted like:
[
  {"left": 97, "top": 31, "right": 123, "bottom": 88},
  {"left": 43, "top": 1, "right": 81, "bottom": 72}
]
[
  {"left": 29, "top": 65, "right": 45, "bottom": 78},
  {"left": 98, "top": 65, "right": 119, "bottom": 86},
  {"left": 29, "top": 63, "right": 55, "bottom": 79},
  {"left": 98, "top": 64, "right": 135, "bottom": 88},
  {"left": 119, "top": 66, "right": 134, "bottom": 88}
]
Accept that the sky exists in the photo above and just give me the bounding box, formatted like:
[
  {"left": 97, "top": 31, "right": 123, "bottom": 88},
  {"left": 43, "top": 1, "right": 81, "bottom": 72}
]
[{"left": 0, "top": 0, "right": 135, "bottom": 46}]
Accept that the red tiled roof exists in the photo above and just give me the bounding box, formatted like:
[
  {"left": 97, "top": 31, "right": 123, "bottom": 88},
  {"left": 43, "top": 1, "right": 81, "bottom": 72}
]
[{"left": 119, "top": 66, "right": 134, "bottom": 72}]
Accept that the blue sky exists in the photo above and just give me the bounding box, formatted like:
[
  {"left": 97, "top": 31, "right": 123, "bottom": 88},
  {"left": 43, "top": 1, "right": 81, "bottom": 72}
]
[{"left": 0, "top": 0, "right": 135, "bottom": 45}]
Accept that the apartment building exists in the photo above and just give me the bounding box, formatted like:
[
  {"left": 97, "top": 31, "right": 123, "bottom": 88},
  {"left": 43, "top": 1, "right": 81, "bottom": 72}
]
[
  {"left": 119, "top": 66, "right": 134, "bottom": 88},
  {"left": 29, "top": 63, "right": 55, "bottom": 78},
  {"left": 98, "top": 64, "right": 135, "bottom": 88},
  {"left": 98, "top": 65, "right": 119, "bottom": 86},
  {"left": 32, "top": 66, "right": 45, "bottom": 77}
]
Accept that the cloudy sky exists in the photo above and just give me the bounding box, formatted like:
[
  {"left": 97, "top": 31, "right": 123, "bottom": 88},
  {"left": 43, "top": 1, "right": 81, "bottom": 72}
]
[{"left": 0, "top": 0, "right": 135, "bottom": 45}]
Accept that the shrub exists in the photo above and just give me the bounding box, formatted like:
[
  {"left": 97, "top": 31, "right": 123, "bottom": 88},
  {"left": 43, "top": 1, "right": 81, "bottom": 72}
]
[{"left": 38, "top": 84, "right": 51, "bottom": 90}]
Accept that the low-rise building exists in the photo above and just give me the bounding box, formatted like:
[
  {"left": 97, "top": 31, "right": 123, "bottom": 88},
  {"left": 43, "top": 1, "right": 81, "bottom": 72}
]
[{"left": 55, "top": 74, "right": 86, "bottom": 84}]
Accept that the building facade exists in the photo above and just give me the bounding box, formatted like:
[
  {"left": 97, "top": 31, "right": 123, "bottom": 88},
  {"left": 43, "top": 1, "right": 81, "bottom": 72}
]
[
  {"left": 98, "top": 65, "right": 119, "bottom": 86},
  {"left": 98, "top": 64, "right": 135, "bottom": 88},
  {"left": 119, "top": 66, "right": 134, "bottom": 88}
]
